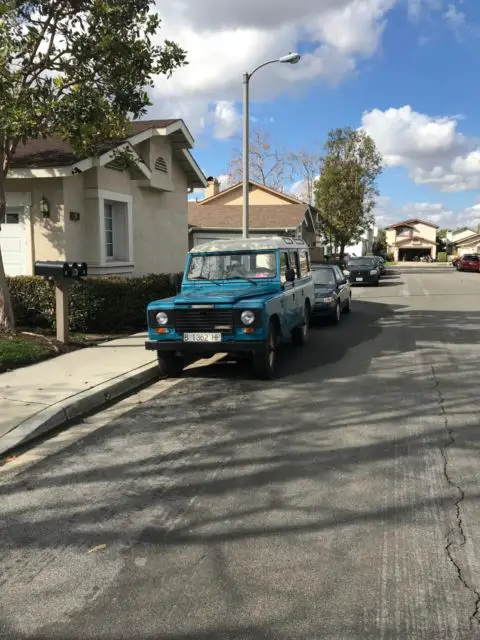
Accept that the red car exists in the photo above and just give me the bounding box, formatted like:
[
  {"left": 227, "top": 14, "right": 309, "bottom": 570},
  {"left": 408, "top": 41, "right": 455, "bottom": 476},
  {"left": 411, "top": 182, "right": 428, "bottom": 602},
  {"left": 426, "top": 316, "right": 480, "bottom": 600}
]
[{"left": 457, "top": 254, "right": 480, "bottom": 272}]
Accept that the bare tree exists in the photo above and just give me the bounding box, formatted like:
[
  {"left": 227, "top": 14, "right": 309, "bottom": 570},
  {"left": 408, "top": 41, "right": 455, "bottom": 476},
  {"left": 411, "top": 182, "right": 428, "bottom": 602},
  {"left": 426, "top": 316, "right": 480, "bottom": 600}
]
[
  {"left": 225, "top": 130, "right": 292, "bottom": 190},
  {"left": 287, "top": 149, "right": 321, "bottom": 205}
]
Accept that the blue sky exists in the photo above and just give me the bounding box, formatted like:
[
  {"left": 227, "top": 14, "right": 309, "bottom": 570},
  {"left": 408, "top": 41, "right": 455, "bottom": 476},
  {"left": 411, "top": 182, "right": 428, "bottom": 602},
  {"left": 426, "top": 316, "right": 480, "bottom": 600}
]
[{"left": 153, "top": 0, "right": 480, "bottom": 229}]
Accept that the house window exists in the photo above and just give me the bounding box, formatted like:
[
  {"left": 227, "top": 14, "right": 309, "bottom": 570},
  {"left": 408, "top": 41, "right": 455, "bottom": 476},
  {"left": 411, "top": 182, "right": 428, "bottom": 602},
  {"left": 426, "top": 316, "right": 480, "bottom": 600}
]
[
  {"left": 1, "top": 206, "right": 21, "bottom": 225},
  {"left": 104, "top": 200, "right": 128, "bottom": 261},
  {"left": 154, "top": 156, "right": 168, "bottom": 173}
]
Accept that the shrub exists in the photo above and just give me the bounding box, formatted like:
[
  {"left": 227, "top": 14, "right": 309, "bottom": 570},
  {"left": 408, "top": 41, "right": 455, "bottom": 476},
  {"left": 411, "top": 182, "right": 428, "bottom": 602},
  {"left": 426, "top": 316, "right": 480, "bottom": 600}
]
[
  {"left": 387, "top": 253, "right": 394, "bottom": 262},
  {"left": 7, "top": 273, "right": 180, "bottom": 333},
  {"left": 437, "top": 252, "right": 447, "bottom": 263}
]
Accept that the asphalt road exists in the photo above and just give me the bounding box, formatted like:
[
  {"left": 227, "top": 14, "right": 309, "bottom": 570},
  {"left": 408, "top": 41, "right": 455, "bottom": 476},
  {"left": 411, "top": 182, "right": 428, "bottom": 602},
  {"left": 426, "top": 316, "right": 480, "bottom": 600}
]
[{"left": 2, "top": 266, "right": 480, "bottom": 640}]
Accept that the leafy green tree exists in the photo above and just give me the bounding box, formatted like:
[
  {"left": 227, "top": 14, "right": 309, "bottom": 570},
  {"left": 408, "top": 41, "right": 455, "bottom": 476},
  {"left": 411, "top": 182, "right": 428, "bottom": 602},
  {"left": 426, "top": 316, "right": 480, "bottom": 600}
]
[
  {"left": 314, "top": 127, "right": 383, "bottom": 258},
  {"left": 372, "top": 228, "right": 387, "bottom": 255},
  {"left": 0, "top": 0, "right": 186, "bottom": 330}
]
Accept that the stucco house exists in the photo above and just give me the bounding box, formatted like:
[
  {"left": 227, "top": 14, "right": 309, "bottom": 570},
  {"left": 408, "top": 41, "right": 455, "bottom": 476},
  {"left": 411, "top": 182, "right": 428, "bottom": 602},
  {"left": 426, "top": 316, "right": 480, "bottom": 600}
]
[
  {"left": 188, "top": 177, "right": 321, "bottom": 257},
  {"left": 386, "top": 218, "right": 438, "bottom": 261},
  {"left": 1, "top": 119, "right": 207, "bottom": 277},
  {"left": 453, "top": 232, "right": 480, "bottom": 256}
]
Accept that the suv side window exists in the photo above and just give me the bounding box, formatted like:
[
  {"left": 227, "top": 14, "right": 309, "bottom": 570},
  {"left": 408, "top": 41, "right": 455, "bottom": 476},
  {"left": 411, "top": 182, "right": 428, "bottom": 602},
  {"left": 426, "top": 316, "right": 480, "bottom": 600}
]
[
  {"left": 280, "top": 251, "right": 289, "bottom": 284},
  {"left": 289, "top": 250, "right": 300, "bottom": 277},
  {"left": 299, "top": 250, "right": 311, "bottom": 277}
]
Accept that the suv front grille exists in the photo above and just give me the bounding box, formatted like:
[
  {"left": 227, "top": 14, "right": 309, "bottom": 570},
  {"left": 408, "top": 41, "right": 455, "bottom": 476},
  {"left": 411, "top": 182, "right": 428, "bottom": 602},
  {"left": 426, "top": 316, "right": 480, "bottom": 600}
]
[{"left": 174, "top": 308, "right": 234, "bottom": 333}]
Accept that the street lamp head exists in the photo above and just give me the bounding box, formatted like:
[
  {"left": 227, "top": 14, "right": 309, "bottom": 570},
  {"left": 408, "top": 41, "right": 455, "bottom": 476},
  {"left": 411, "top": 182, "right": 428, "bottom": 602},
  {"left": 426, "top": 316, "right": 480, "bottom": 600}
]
[{"left": 279, "top": 52, "right": 301, "bottom": 64}]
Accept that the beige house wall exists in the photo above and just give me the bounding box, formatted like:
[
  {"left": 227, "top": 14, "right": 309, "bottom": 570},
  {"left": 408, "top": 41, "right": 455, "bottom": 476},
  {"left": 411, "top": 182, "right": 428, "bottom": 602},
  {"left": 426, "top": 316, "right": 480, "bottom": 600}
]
[
  {"left": 226, "top": 186, "right": 290, "bottom": 206},
  {"left": 132, "top": 155, "right": 188, "bottom": 275},
  {"left": 5, "top": 176, "right": 66, "bottom": 266}
]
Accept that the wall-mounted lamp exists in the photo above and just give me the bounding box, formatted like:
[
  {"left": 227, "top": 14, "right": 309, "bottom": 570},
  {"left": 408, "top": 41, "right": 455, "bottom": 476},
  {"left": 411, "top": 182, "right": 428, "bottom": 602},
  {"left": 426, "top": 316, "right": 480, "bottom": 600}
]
[{"left": 40, "top": 196, "right": 50, "bottom": 218}]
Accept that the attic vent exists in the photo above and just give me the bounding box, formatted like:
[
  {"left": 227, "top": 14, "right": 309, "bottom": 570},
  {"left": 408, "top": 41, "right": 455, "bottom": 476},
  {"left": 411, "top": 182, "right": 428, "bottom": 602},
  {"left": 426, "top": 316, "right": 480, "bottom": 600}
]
[{"left": 155, "top": 156, "right": 168, "bottom": 173}]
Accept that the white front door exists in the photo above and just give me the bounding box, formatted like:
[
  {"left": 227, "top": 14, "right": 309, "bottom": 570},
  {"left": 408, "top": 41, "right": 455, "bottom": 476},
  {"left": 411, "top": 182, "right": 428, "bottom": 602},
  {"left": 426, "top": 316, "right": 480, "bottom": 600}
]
[{"left": 0, "top": 205, "right": 27, "bottom": 276}]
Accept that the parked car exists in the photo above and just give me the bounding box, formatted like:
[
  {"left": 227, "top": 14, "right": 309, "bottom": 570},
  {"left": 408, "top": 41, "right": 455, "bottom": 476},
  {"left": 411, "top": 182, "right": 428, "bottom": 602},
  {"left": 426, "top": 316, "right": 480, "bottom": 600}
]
[
  {"left": 343, "top": 256, "right": 380, "bottom": 286},
  {"left": 373, "top": 256, "right": 386, "bottom": 275},
  {"left": 311, "top": 264, "right": 351, "bottom": 324},
  {"left": 456, "top": 254, "right": 480, "bottom": 272},
  {"left": 145, "top": 236, "right": 315, "bottom": 380}
]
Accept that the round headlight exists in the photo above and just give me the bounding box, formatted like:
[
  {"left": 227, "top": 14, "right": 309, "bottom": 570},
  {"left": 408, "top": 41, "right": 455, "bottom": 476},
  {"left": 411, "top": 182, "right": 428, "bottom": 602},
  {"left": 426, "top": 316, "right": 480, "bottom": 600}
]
[
  {"left": 241, "top": 310, "right": 255, "bottom": 326},
  {"left": 156, "top": 311, "right": 168, "bottom": 326}
]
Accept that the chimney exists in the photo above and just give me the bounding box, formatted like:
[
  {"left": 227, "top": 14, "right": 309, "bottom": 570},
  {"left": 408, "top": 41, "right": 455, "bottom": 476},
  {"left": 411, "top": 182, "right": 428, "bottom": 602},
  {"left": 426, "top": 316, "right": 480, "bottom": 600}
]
[{"left": 205, "top": 176, "right": 220, "bottom": 199}]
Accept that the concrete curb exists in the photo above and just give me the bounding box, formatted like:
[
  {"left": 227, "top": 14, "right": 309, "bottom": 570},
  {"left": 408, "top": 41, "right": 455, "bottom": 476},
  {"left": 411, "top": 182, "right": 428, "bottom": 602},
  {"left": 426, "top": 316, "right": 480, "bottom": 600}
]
[{"left": 0, "top": 362, "right": 160, "bottom": 457}]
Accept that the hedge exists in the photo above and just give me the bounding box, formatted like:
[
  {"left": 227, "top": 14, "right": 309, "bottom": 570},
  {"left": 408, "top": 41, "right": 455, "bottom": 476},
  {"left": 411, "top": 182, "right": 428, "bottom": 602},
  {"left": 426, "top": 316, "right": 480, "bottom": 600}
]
[
  {"left": 7, "top": 274, "right": 181, "bottom": 333},
  {"left": 437, "top": 252, "right": 447, "bottom": 263}
]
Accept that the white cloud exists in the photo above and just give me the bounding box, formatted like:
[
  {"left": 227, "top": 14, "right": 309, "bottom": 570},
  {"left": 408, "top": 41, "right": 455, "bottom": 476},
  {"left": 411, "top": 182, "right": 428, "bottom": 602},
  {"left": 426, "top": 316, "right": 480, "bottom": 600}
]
[
  {"left": 374, "top": 195, "right": 480, "bottom": 230},
  {"left": 149, "top": 0, "right": 419, "bottom": 139},
  {"left": 212, "top": 101, "right": 242, "bottom": 139},
  {"left": 361, "top": 105, "right": 480, "bottom": 192}
]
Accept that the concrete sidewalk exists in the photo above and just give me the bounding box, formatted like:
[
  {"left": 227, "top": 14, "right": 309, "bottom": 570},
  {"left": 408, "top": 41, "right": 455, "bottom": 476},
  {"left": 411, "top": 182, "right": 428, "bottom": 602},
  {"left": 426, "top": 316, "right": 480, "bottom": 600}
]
[{"left": 0, "top": 333, "right": 159, "bottom": 456}]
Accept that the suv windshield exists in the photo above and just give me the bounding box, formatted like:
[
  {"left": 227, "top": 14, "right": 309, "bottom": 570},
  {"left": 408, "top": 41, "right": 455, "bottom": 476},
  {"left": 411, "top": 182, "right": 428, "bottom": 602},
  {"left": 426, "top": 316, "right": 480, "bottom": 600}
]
[
  {"left": 187, "top": 251, "right": 277, "bottom": 281},
  {"left": 312, "top": 269, "right": 336, "bottom": 286},
  {"left": 347, "top": 258, "right": 376, "bottom": 267}
]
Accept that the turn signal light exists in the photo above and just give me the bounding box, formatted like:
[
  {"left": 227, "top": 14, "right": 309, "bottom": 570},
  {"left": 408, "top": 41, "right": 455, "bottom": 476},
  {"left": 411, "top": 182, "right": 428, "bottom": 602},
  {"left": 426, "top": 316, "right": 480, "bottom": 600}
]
[
  {"left": 243, "top": 327, "right": 255, "bottom": 334},
  {"left": 156, "top": 328, "right": 168, "bottom": 334}
]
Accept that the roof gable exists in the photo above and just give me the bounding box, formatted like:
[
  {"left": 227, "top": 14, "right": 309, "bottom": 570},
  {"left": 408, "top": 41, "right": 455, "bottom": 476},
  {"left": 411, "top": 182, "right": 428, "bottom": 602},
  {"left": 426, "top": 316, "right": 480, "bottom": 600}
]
[
  {"left": 386, "top": 218, "right": 439, "bottom": 230},
  {"left": 200, "top": 180, "right": 307, "bottom": 206}
]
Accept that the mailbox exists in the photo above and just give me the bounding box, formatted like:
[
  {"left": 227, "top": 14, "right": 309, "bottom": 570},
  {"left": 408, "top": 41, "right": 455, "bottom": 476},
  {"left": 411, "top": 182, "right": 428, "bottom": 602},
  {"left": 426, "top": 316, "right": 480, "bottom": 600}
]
[{"left": 34, "top": 261, "right": 88, "bottom": 279}]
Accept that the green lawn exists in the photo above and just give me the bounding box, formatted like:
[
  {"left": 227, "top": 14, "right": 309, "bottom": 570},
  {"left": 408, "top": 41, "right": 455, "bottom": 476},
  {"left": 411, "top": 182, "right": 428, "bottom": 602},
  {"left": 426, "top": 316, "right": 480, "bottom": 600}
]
[{"left": 0, "top": 335, "right": 54, "bottom": 372}]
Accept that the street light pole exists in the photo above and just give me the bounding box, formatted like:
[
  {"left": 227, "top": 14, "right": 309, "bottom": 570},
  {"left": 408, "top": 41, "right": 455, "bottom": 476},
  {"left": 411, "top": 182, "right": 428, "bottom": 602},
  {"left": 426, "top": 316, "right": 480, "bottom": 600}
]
[
  {"left": 241, "top": 52, "right": 302, "bottom": 239},
  {"left": 242, "top": 72, "right": 250, "bottom": 239}
]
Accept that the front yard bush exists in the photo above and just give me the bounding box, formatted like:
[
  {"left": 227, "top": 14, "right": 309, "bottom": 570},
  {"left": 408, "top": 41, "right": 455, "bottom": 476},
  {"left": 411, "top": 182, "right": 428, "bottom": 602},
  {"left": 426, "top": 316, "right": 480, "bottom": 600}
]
[
  {"left": 437, "top": 252, "right": 447, "bottom": 262},
  {"left": 7, "top": 274, "right": 180, "bottom": 333}
]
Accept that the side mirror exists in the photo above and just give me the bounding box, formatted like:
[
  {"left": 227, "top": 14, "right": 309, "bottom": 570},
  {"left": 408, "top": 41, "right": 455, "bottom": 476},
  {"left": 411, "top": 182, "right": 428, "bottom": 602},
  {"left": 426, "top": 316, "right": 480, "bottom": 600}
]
[
  {"left": 339, "top": 278, "right": 347, "bottom": 285},
  {"left": 285, "top": 267, "right": 296, "bottom": 283}
]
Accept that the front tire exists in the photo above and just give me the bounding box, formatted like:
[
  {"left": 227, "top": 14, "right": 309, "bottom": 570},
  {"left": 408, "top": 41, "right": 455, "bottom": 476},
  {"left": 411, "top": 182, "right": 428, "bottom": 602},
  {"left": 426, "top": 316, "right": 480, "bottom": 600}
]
[
  {"left": 330, "top": 301, "right": 341, "bottom": 325},
  {"left": 292, "top": 304, "right": 310, "bottom": 345},
  {"left": 157, "top": 352, "right": 184, "bottom": 377},
  {"left": 253, "top": 321, "right": 277, "bottom": 379},
  {"left": 344, "top": 295, "right": 351, "bottom": 313}
]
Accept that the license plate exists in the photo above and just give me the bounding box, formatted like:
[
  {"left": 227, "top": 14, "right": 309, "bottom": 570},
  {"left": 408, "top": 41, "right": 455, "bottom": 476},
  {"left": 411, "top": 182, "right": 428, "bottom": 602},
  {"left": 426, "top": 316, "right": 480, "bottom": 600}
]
[
  {"left": 356, "top": 277, "right": 363, "bottom": 282},
  {"left": 183, "top": 333, "right": 222, "bottom": 343}
]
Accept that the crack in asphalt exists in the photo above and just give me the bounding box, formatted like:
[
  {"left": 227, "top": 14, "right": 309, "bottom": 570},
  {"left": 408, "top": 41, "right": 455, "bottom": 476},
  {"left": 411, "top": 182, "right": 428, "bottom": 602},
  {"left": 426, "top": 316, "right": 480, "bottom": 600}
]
[{"left": 431, "top": 364, "right": 480, "bottom": 629}]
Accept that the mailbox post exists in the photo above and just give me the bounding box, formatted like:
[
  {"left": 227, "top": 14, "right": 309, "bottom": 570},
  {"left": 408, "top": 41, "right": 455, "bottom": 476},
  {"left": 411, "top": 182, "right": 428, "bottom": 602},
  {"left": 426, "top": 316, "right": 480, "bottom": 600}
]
[{"left": 34, "top": 261, "right": 88, "bottom": 343}]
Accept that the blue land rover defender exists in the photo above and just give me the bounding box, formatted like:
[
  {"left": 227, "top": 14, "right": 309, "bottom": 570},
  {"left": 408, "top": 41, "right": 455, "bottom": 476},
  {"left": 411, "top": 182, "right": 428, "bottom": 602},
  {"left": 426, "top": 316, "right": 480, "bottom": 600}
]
[{"left": 145, "top": 236, "right": 314, "bottom": 379}]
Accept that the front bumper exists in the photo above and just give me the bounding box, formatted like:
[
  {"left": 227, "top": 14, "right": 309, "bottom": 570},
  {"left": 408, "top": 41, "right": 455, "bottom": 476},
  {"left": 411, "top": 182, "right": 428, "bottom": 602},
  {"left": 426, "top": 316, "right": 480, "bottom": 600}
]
[
  {"left": 145, "top": 339, "right": 266, "bottom": 355},
  {"left": 348, "top": 274, "right": 378, "bottom": 284},
  {"left": 312, "top": 302, "right": 336, "bottom": 317}
]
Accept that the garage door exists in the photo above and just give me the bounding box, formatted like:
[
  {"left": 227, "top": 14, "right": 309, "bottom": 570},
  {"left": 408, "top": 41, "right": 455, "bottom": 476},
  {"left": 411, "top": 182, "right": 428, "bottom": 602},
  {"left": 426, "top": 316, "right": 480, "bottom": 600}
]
[{"left": 0, "top": 205, "right": 27, "bottom": 276}]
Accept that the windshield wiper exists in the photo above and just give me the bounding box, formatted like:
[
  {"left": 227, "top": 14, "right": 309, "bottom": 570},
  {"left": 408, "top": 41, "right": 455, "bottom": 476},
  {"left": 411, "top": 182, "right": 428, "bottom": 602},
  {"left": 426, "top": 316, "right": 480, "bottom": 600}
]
[
  {"left": 222, "top": 276, "right": 258, "bottom": 285},
  {"left": 190, "top": 277, "right": 221, "bottom": 286}
]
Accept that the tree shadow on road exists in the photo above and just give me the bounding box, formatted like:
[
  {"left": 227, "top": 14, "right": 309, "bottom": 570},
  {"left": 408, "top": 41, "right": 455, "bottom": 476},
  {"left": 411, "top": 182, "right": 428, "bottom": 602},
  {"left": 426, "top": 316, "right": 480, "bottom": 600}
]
[{"left": 1, "top": 303, "right": 480, "bottom": 639}]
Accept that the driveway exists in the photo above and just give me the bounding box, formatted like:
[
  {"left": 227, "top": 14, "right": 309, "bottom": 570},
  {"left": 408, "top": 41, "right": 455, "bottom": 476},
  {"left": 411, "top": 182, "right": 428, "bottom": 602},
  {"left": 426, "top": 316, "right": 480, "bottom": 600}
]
[{"left": 1, "top": 266, "right": 480, "bottom": 639}]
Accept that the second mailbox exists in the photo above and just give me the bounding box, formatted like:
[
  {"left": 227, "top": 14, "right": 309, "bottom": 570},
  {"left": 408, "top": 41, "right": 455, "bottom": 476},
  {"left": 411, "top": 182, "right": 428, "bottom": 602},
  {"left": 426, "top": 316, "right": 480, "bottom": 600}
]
[{"left": 34, "top": 261, "right": 88, "bottom": 279}]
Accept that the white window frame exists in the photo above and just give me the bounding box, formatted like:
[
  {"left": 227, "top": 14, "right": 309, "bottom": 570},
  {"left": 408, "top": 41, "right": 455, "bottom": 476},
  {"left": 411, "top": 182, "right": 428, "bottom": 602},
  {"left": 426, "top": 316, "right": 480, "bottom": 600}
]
[{"left": 85, "top": 189, "right": 133, "bottom": 268}]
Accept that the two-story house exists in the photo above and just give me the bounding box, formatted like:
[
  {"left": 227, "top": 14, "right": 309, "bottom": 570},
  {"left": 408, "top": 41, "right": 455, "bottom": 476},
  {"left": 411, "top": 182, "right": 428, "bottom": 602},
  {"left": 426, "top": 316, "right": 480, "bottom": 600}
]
[
  {"left": 1, "top": 119, "right": 207, "bottom": 277},
  {"left": 386, "top": 218, "right": 438, "bottom": 261}
]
